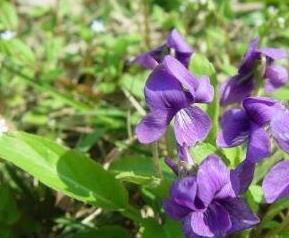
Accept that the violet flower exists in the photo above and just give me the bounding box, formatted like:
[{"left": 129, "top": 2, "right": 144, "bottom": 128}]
[
  {"left": 135, "top": 55, "right": 213, "bottom": 146},
  {"left": 134, "top": 29, "right": 193, "bottom": 69},
  {"left": 217, "top": 96, "right": 289, "bottom": 163},
  {"left": 263, "top": 160, "right": 289, "bottom": 203},
  {"left": 164, "top": 155, "right": 259, "bottom": 238},
  {"left": 221, "top": 38, "right": 289, "bottom": 106}
]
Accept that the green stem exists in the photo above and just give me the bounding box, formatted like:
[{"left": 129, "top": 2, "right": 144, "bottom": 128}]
[
  {"left": 121, "top": 205, "right": 143, "bottom": 223},
  {"left": 152, "top": 142, "right": 162, "bottom": 178}
]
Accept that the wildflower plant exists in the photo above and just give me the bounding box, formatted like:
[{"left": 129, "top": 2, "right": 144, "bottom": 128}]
[{"left": 2, "top": 8, "right": 289, "bottom": 236}]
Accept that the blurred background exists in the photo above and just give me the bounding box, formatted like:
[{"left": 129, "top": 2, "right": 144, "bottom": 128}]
[{"left": 0, "top": 0, "right": 289, "bottom": 237}]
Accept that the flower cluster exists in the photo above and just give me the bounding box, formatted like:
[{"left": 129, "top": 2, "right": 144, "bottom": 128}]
[{"left": 134, "top": 29, "right": 289, "bottom": 238}]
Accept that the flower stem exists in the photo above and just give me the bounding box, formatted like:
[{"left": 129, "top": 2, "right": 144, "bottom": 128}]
[{"left": 152, "top": 142, "right": 163, "bottom": 178}]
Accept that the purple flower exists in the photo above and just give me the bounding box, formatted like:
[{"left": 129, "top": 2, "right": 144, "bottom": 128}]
[
  {"left": 221, "top": 38, "right": 289, "bottom": 105},
  {"left": 164, "top": 155, "right": 259, "bottom": 238},
  {"left": 217, "top": 96, "right": 289, "bottom": 162},
  {"left": 134, "top": 29, "right": 193, "bottom": 69},
  {"left": 263, "top": 160, "right": 289, "bottom": 203},
  {"left": 135, "top": 55, "right": 213, "bottom": 146}
]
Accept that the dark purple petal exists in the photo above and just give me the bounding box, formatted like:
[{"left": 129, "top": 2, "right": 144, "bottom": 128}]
[
  {"left": 134, "top": 53, "right": 159, "bottom": 70},
  {"left": 257, "top": 48, "right": 289, "bottom": 60},
  {"left": 165, "top": 158, "right": 178, "bottom": 175},
  {"left": 222, "top": 198, "right": 259, "bottom": 233},
  {"left": 134, "top": 45, "right": 168, "bottom": 69},
  {"left": 263, "top": 160, "right": 289, "bottom": 203},
  {"left": 166, "top": 29, "right": 193, "bottom": 67},
  {"left": 270, "top": 109, "right": 289, "bottom": 154},
  {"left": 243, "top": 97, "right": 282, "bottom": 126},
  {"left": 246, "top": 123, "right": 271, "bottom": 163},
  {"left": 220, "top": 73, "right": 254, "bottom": 106},
  {"left": 162, "top": 55, "right": 198, "bottom": 99},
  {"left": 144, "top": 63, "right": 189, "bottom": 111},
  {"left": 232, "top": 160, "right": 255, "bottom": 194},
  {"left": 171, "top": 177, "right": 198, "bottom": 210},
  {"left": 163, "top": 199, "right": 191, "bottom": 219},
  {"left": 197, "top": 155, "right": 236, "bottom": 207},
  {"left": 135, "top": 109, "right": 175, "bottom": 144},
  {"left": 184, "top": 204, "right": 231, "bottom": 237},
  {"left": 265, "top": 64, "right": 289, "bottom": 92},
  {"left": 194, "top": 75, "right": 214, "bottom": 104},
  {"left": 239, "top": 38, "right": 260, "bottom": 74},
  {"left": 217, "top": 109, "right": 250, "bottom": 147},
  {"left": 174, "top": 106, "right": 211, "bottom": 147}
]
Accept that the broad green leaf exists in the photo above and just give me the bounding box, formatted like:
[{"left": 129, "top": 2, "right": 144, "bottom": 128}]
[
  {"left": 0, "top": 1, "right": 18, "bottom": 29},
  {"left": 61, "top": 226, "right": 133, "bottom": 238},
  {"left": 0, "top": 132, "right": 128, "bottom": 210},
  {"left": 190, "top": 54, "right": 219, "bottom": 145}
]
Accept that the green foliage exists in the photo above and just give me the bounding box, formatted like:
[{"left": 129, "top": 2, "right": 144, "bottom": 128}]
[
  {"left": 0, "top": 132, "right": 128, "bottom": 210},
  {"left": 0, "top": 0, "right": 289, "bottom": 237}
]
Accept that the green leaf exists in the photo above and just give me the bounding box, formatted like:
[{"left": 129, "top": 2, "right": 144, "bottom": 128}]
[
  {"left": 190, "top": 143, "right": 217, "bottom": 164},
  {"left": 189, "top": 54, "right": 219, "bottom": 145},
  {"left": 116, "top": 171, "right": 160, "bottom": 186},
  {"left": 141, "top": 218, "right": 184, "bottom": 238},
  {"left": 0, "top": 1, "right": 18, "bottom": 29},
  {"left": 0, "top": 132, "right": 128, "bottom": 210},
  {"left": 271, "top": 86, "right": 289, "bottom": 101},
  {"left": 0, "top": 39, "right": 35, "bottom": 64},
  {"left": 62, "top": 226, "right": 133, "bottom": 238}
]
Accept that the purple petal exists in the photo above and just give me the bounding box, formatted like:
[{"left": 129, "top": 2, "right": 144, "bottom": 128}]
[
  {"left": 265, "top": 64, "right": 289, "bottom": 92},
  {"left": 134, "top": 45, "right": 168, "bottom": 69},
  {"left": 263, "top": 160, "right": 289, "bottom": 203},
  {"left": 270, "top": 109, "right": 289, "bottom": 154},
  {"left": 183, "top": 212, "right": 214, "bottom": 238},
  {"left": 220, "top": 73, "right": 254, "bottom": 106},
  {"left": 217, "top": 109, "right": 250, "bottom": 147},
  {"left": 243, "top": 96, "right": 281, "bottom": 126},
  {"left": 144, "top": 63, "right": 189, "bottom": 111},
  {"left": 134, "top": 53, "right": 159, "bottom": 70},
  {"left": 163, "top": 199, "right": 191, "bottom": 219},
  {"left": 184, "top": 204, "right": 231, "bottom": 237},
  {"left": 162, "top": 55, "right": 198, "bottom": 99},
  {"left": 171, "top": 177, "right": 198, "bottom": 210},
  {"left": 194, "top": 75, "right": 214, "bottom": 104},
  {"left": 166, "top": 29, "right": 193, "bottom": 67},
  {"left": 174, "top": 106, "right": 211, "bottom": 147},
  {"left": 257, "top": 48, "right": 289, "bottom": 60},
  {"left": 197, "top": 155, "right": 236, "bottom": 207},
  {"left": 232, "top": 160, "right": 255, "bottom": 194},
  {"left": 135, "top": 109, "right": 175, "bottom": 144},
  {"left": 221, "top": 198, "right": 259, "bottom": 233},
  {"left": 239, "top": 38, "right": 260, "bottom": 74},
  {"left": 246, "top": 123, "right": 271, "bottom": 163}
]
